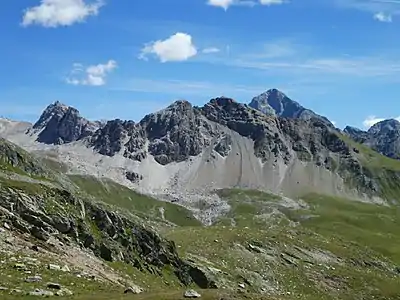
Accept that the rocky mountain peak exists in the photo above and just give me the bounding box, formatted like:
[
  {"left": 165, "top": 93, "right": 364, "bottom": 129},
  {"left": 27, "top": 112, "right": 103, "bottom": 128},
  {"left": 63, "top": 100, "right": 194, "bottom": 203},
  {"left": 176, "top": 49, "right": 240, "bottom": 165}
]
[
  {"left": 368, "top": 119, "right": 400, "bottom": 135},
  {"left": 344, "top": 119, "right": 400, "bottom": 159},
  {"left": 249, "top": 89, "right": 333, "bottom": 127},
  {"left": 32, "top": 101, "right": 101, "bottom": 145},
  {"left": 33, "top": 101, "right": 71, "bottom": 130}
]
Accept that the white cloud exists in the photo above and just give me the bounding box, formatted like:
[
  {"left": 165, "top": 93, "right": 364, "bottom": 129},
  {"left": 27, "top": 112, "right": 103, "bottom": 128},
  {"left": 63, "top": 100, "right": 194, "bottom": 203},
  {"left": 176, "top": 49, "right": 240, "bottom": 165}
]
[
  {"left": 202, "top": 47, "right": 221, "bottom": 54},
  {"left": 373, "top": 12, "right": 392, "bottom": 22},
  {"left": 363, "top": 116, "right": 384, "bottom": 128},
  {"left": 66, "top": 60, "right": 117, "bottom": 86},
  {"left": 207, "top": 0, "right": 284, "bottom": 10},
  {"left": 22, "top": 0, "right": 103, "bottom": 28},
  {"left": 139, "top": 33, "right": 197, "bottom": 63},
  {"left": 363, "top": 115, "right": 400, "bottom": 128},
  {"left": 207, "top": 0, "right": 235, "bottom": 10}
]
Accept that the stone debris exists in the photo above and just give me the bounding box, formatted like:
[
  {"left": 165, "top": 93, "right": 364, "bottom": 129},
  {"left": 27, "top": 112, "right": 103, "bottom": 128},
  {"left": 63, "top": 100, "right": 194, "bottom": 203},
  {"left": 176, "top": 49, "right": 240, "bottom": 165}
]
[
  {"left": 47, "top": 282, "right": 62, "bottom": 290},
  {"left": 25, "top": 275, "right": 42, "bottom": 283},
  {"left": 124, "top": 285, "right": 143, "bottom": 294},
  {"left": 55, "top": 288, "right": 73, "bottom": 296},
  {"left": 29, "top": 289, "right": 54, "bottom": 297},
  {"left": 184, "top": 289, "right": 202, "bottom": 298},
  {"left": 47, "top": 264, "right": 61, "bottom": 271}
]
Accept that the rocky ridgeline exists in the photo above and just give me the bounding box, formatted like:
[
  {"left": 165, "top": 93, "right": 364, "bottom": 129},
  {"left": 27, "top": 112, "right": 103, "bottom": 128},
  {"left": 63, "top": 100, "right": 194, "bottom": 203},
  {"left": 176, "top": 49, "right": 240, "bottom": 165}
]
[
  {"left": 0, "top": 181, "right": 217, "bottom": 291},
  {"left": 344, "top": 119, "right": 400, "bottom": 159},
  {"left": 20, "top": 94, "right": 398, "bottom": 199}
]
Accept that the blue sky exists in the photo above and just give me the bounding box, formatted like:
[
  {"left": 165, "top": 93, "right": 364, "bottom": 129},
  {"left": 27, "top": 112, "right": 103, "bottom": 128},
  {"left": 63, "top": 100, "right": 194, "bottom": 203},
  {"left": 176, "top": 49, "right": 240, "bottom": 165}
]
[{"left": 1, "top": 0, "right": 400, "bottom": 129}]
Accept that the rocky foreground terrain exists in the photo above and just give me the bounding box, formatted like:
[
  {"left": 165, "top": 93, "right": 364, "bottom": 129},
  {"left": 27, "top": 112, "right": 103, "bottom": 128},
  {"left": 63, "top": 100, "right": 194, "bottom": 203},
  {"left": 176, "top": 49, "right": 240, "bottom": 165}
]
[{"left": 0, "top": 89, "right": 400, "bottom": 299}]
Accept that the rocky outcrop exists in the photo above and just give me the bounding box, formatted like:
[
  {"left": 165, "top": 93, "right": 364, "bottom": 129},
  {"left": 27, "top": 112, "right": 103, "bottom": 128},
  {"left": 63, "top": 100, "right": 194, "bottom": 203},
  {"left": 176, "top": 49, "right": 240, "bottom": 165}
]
[
  {"left": 32, "top": 101, "right": 100, "bottom": 145},
  {"left": 0, "top": 138, "right": 48, "bottom": 176},
  {"left": 140, "top": 101, "right": 216, "bottom": 165},
  {"left": 91, "top": 119, "right": 136, "bottom": 157},
  {"left": 0, "top": 182, "right": 213, "bottom": 288},
  {"left": 344, "top": 119, "right": 400, "bottom": 159},
  {"left": 249, "top": 89, "right": 333, "bottom": 126}
]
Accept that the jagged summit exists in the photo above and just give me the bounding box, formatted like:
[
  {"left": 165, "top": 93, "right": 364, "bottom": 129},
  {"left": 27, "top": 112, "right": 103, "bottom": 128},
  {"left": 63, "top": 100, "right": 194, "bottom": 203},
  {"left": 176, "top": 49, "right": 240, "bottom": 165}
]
[
  {"left": 33, "top": 100, "right": 71, "bottom": 130},
  {"left": 32, "top": 100, "right": 101, "bottom": 145},
  {"left": 369, "top": 118, "right": 400, "bottom": 135},
  {"left": 249, "top": 89, "right": 333, "bottom": 126}
]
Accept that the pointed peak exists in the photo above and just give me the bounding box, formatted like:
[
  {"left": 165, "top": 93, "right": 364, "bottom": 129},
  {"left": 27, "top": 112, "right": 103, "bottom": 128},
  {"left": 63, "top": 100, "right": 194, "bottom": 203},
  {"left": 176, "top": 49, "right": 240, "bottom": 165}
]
[
  {"left": 33, "top": 101, "right": 80, "bottom": 130},
  {"left": 369, "top": 118, "right": 400, "bottom": 133}
]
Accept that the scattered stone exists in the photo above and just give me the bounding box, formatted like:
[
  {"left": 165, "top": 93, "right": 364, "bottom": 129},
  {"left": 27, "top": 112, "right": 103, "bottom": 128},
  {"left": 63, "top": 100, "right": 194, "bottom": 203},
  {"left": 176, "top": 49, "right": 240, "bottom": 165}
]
[
  {"left": 25, "top": 275, "right": 42, "bottom": 283},
  {"left": 3, "top": 222, "right": 10, "bottom": 230},
  {"left": 47, "top": 282, "right": 62, "bottom": 290},
  {"left": 124, "top": 285, "right": 143, "bottom": 294},
  {"left": 184, "top": 289, "right": 202, "bottom": 298},
  {"left": 48, "top": 264, "right": 61, "bottom": 271},
  {"left": 13, "top": 263, "right": 26, "bottom": 270},
  {"left": 0, "top": 287, "right": 8, "bottom": 291},
  {"left": 61, "top": 265, "right": 70, "bottom": 272},
  {"left": 238, "top": 283, "right": 246, "bottom": 289},
  {"left": 55, "top": 288, "right": 73, "bottom": 296},
  {"left": 11, "top": 289, "right": 23, "bottom": 294},
  {"left": 29, "top": 289, "right": 54, "bottom": 297},
  {"left": 31, "top": 245, "right": 40, "bottom": 252}
]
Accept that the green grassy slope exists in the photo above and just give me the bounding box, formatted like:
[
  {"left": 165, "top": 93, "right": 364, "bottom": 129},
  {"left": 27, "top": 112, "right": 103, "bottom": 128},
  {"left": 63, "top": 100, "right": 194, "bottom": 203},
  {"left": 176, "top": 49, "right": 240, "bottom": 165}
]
[
  {"left": 68, "top": 175, "right": 201, "bottom": 227},
  {"left": 166, "top": 189, "right": 400, "bottom": 300}
]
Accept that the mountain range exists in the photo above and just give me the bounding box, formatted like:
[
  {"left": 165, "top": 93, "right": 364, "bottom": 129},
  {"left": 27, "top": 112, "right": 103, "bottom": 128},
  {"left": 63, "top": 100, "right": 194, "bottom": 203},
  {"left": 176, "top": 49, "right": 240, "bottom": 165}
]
[
  {"left": 1, "top": 88, "right": 400, "bottom": 299},
  {"left": 2, "top": 90, "right": 400, "bottom": 208}
]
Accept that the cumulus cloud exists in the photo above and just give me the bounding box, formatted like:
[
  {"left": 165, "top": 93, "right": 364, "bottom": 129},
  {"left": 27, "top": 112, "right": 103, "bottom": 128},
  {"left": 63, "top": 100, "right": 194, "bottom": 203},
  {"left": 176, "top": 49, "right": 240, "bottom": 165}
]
[
  {"left": 373, "top": 12, "right": 392, "bottom": 22},
  {"left": 139, "top": 33, "right": 197, "bottom": 63},
  {"left": 362, "top": 115, "right": 400, "bottom": 128},
  {"left": 22, "top": 0, "right": 103, "bottom": 28},
  {"left": 363, "top": 116, "right": 385, "bottom": 128},
  {"left": 202, "top": 47, "right": 221, "bottom": 54},
  {"left": 207, "top": 0, "right": 284, "bottom": 10},
  {"left": 66, "top": 60, "right": 117, "bottom": 86},
  {"left": 207, "top": 0, "right": 235, "bottom": 10}
]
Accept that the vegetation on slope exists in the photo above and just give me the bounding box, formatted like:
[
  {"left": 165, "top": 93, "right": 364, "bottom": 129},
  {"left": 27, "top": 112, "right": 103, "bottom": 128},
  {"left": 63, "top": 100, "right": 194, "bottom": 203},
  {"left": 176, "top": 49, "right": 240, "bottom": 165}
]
[
  {"left": 68, "top": 175, "right": 201, "bottom": 227},
  {"left": 338, "top": 133, "right": 400, "bottom": 200},
  {"left": 166, "top": 189, "right": 400, "bottom": 300}
]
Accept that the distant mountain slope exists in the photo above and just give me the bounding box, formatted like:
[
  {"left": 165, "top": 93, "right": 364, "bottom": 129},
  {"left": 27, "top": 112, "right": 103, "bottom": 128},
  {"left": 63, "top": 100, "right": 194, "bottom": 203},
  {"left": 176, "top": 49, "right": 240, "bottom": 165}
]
[{"left": 344, "top": 119, "right": 400, "bottom": 160}]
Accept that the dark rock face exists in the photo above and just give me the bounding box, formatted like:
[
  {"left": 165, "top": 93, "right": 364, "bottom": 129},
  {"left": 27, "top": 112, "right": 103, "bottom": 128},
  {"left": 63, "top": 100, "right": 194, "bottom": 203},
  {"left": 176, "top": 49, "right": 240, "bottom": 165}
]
[
  {"left": 344, "top": 119, "right": 400, "bottom": 159},
  {"left": 140, "top": 101, "right": 215, "bottom": 165},
  {"left": 33, "top": 101, "right": 100, "bottom": 145},
  {"left": 125, "top": 171, "right": 143, "bottom": 183},
  {"left": 91, "top": 119, "right": 136, "bottom": 156},
  {"left": 249, "top": 89, "right": 333, "bottom": 126}
]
